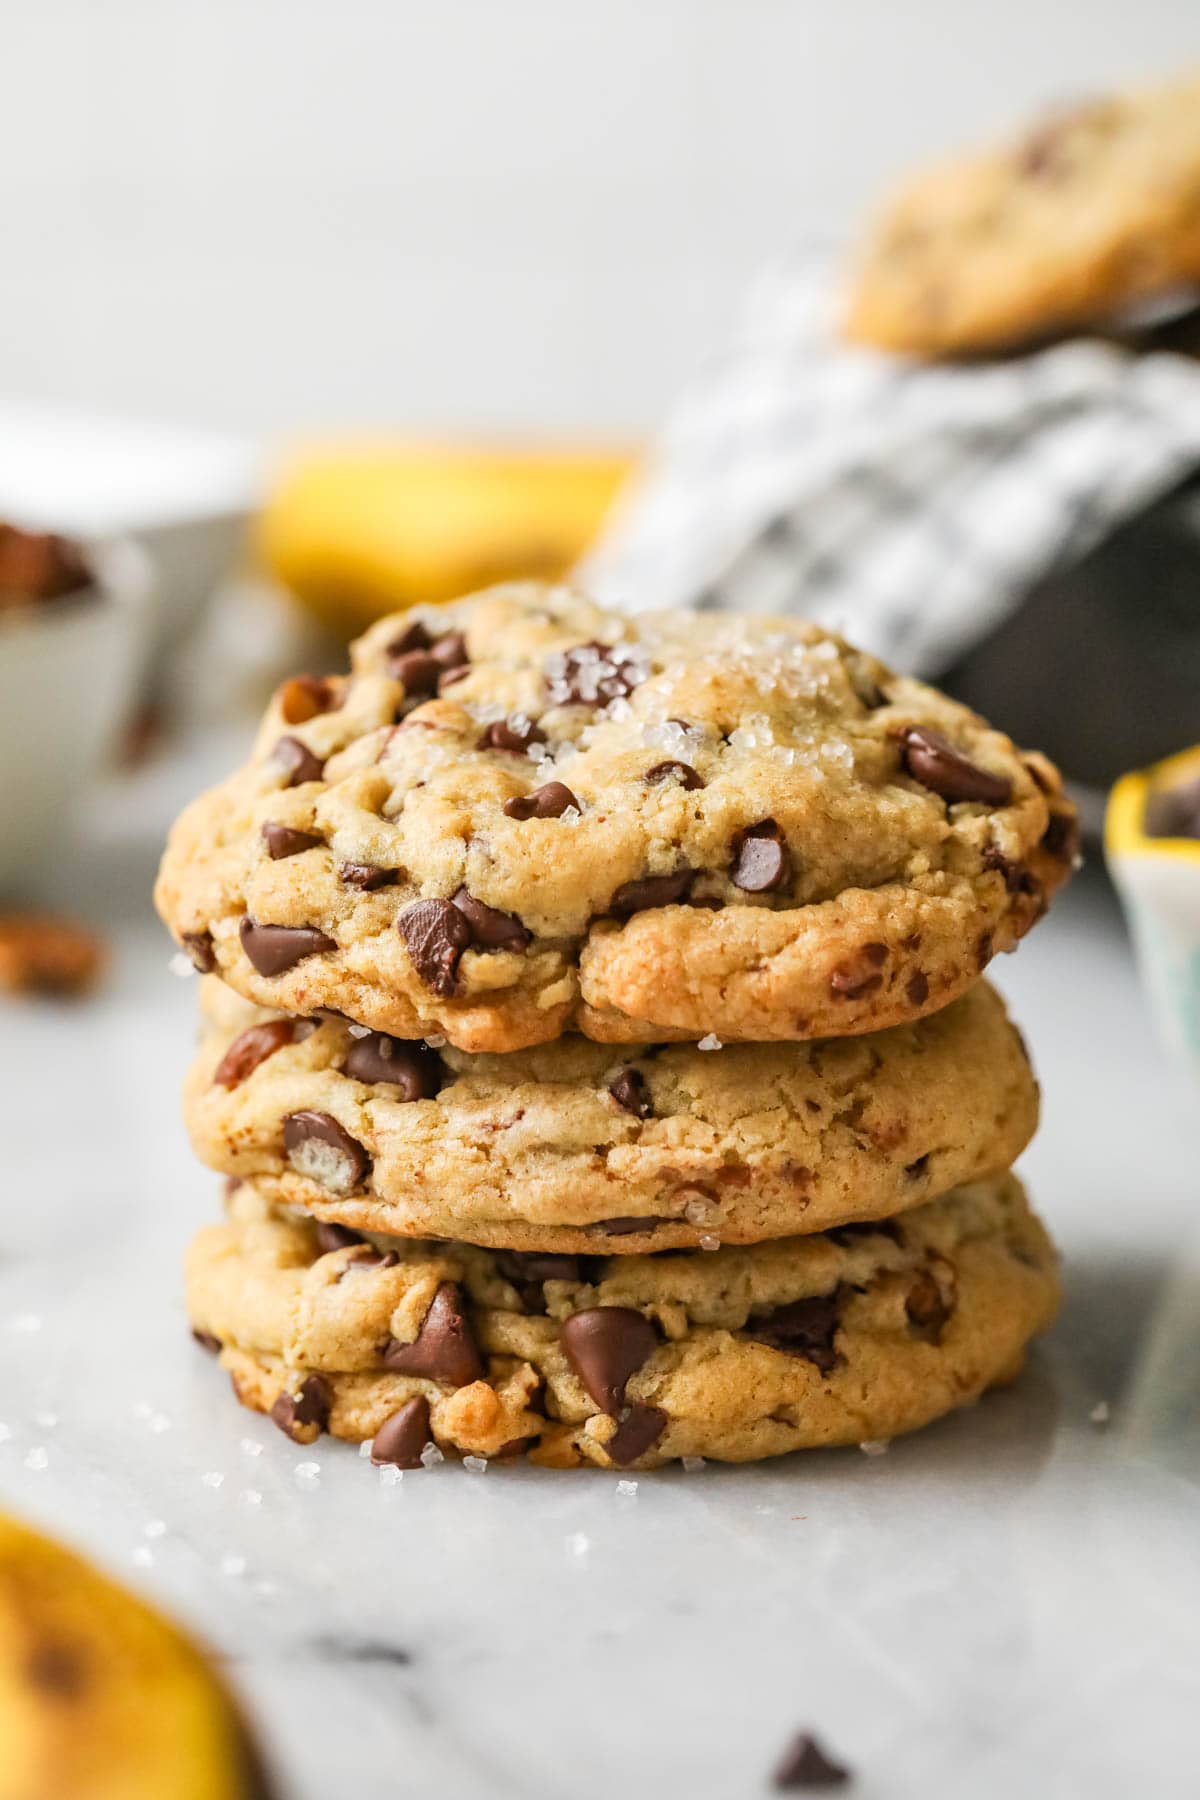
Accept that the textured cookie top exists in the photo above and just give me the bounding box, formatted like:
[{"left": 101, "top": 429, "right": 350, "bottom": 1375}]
[
  {"left": 188, "top": 1172, "right": 1059, "bottom": 1468},
  {"left": 186, "top": 976, "right": 1038, "bottom": 1252},
  {"left": 156, "top": 583, "right": 1076, "bottom": 1050},
  {"left": 846, "top": 74, "right": 1200, "bottom": 355}
]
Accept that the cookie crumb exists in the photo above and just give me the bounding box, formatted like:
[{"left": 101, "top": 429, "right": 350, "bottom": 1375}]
[{"left": 0, "top": 913, "right": 106, "bottom": 997}]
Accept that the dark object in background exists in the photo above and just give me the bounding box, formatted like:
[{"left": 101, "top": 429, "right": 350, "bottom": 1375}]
[
  {"left": 944, "top": 482, "right": 1200, "bottom": 795},
  {"left": 0, "top": 522, "right": 91, "bottom": 609}
]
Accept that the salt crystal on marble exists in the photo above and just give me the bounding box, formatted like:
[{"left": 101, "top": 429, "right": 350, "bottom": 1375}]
[
  {"left": 681, "top": 1456, "right": 706, "bottom": 1473},
  {"left": 240, "top": 1489, "right": 263, "bottom": 1508},
  {"left": 240, "top": 1438, "right": 263, "bottom": 1457},
  {"left": 294, "top": 1461, "right": 321, "bottom": 1484},
  {"left": 168, "top": 952, "right": 198, "bottom": 979},
  {"left": 347, "top": 1023, "right": 372, "bottom": 1039},
  {"left": 565, "top": 1532, "right": 589, "bottom": 1557},
  {"left": 221, "top": 1554, "right": 247, "bottom": 1577},
  {"left": 359, "top": 1441, "right": 373, "bottom": 1459},
  {"left": 132, "top": 1546, "right": 154, "bottom": 1568},
  {"left": 378, "top": 1465, "right": 403, "bottom": 1486},
  {"left": 1089, "top": 1401, "right": 1110, "bottom": 1427},
  {"left": 616, "top": 1479, "right": 638, "bottom": 1497},
  {"left": 143, "top": 1520, "right": 167, "bottom": 1539},
  {"left": 201, "top": 1471, "right": 225, "bottom": 1489},
  {"left": 697, "top": 1034, "right": 722, "bottom": 1052},
  {"left": 462, "top": 1455, "right": 489, "bottom": 1474},
  {"left": 698, "top": 1234, "right": 721, "bottom": 1252},
  {"left": 419, "top": 1442, "right": 444, "bottom": 1469},
  {"left": 860, "top": 1439, "right": 890, "bottom": 1457},
  {"left": 24, "top": 1447, "right": 48, "bottom": 1471}
]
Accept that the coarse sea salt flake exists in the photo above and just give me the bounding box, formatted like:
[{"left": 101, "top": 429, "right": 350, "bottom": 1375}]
[
  {"left": 240, "top": 1437, "right": 263, "bottom": 1457},
  {"left": 699, "top": 1234, "right": 721, "bottom": 1252},
  {"left": 379, "top": 1464, "right": 403, "bottom": 1486},
  {"left": 681, "top": 1456, "right": 706, "bottom": 1473},
  {"left": 419, "top": 1442, "right": 444, "bottom": 1469},
  {"left": 241, "top": 1489, "right": 263, "bottom": 1508},
  {"left": 143, "top": 1520, "right": 167, "bottom": 1539},
  {"left": 860, "top": 1439, "right": 890, "bottom": 1457},
  {"left": 294, "top": 1461, "right": 321, "bottom": 1482},
  {"left": 616, "top": 1479, "right": 638, "bottom": 1497},
  {"left": 201, "top": 1471, "right": 225, "bottom": 1489},
  {"left": 347, "top": 1022, "right": 372, "bottom": 1038},
  {"left": 697, "top": 1034, "right": 722, "bottom": 1051},
  {"left": 169, "top": 952, "right": 198, "bottom": 979},
  {"left": 462, "top": 1455, "right": 488, "bottom": 1474},
  {"left": 24, "top": 1447, "right": 48, "bottom": 1471}
]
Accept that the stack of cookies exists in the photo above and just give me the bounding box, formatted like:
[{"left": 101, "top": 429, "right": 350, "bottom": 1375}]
[{"left": 157, "top": 584, "right": 1077, "bottom": 1471}]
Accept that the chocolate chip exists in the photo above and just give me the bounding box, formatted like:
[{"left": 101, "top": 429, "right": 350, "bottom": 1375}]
[
  {"left": 731, "top": 819, "right": 790, "bottom": 893},
  {"left": 279, "top": 675, "right": 337, "bottom": 725},
  {"left": 609, "top": 1067, "right": 653, "bottom": 1118},
  {"left": 371, "top": 1396, "right": 433, "bottom": 1469},
  {"left": 610, "top": 871, "right": 695, "bottom": 915},
  {"left": 545, "top": 640, "right": 645, "bottom": 707},
  {"left": 502, "top": 782, "right": 579, "bottom": 820},
  {"left": 428, "top": 630, "right": 469, "bottom": 673},
  {"left": 606, "top": 1403, "right": 667, "bottom": 1465},
  {"left": 283, "top": 1110, "right": 370, "bottom": 1195},
  {"left": 495, "top": 1249, "right": 582, "bottom": 1312},
  {"left": 593, "top": 1216, "right": 670, "bottom": 1237},
  {"left": 339, "top": 861, "right": 397, "bottom": 890},
  {"left": 773, "top": 1730, "right": 851, "bottom": 1790},
  {"left": 748, "top": 1293, "right": 840, "bottom": 1373},
  {"left": 1041, "top": 811, "right": 1081, "bottom": 857},
  {"left": 829, "top": 964, "right": 884, "bottom": 999},
  {"left": 976, "top": 931, "right": 994, "bottom": 971},
  {"left": 272, "top": 735, "right": 326, "bottom": 787},
  {"left": 191, "top": 1328, "right": 222, "bottom": 1354},
  {"left": 397, "top": 899, "right": 471, "bottom": 995},
  {"left": 900, "top": 727, "right": 1012, "bottom": 807},
  {"left": 270, "top": 1374, "right": 331, "bottom": 1441},
  {"left": 212, "top": 1019, "right": 301, "bottom": 1088},
  {"left": 829, "top": 1219, "right": 901, "bottom": 1246},
  {"left": 382, "top": 1282, "right": 484, "bottom": 1386},
  {"left": 906, "top": 1269, "right": 952, "bottom": 1342},
  {"left": 450, "top": 887, "right": 530, "bottom": 950},
  {"left": 478, "top": 715, "right": 546, "bottom": 753},
  {"left": 906, "top": 970, "right": 929, "bottom": 1006},
  {"left": 386, "top": 620, "right": 434, "bottom": 655},
  {"left": 560, "top": 1307, "right": 659, "bottom": 1413},
  {"left": 240, "top": 917, "right": 335, "bottom": 976},
  {"left": 388, "top": 650, "right": 442, "bottom": 694},
  {"left": 181, "top": 930, "right": 216, "bottom": 973},
  {"left": 644, "top": 759, "right": 704, "bottom": 790},
  {"left": 343, "top": 1033, "right": 443, "bottom": 1098},
  {"left": 438, "top": 665, "right": 472, "bottom": 692},
  {"left": 314, "top": 1221, "right": 365, "bottom": 1254},
  {"left": 347, "top": 1248, "right": 399, "bottom": 1272},
  {"left": 262, "top": 821, "right": 323, "bottom": 860}
]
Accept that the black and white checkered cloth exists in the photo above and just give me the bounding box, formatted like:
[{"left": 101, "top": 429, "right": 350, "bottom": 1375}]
[{"left": 580, "top": 253, "right": 1200, "bottom": 675}]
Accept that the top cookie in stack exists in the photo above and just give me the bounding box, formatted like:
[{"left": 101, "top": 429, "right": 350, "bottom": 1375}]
[{"left": 156, "top": 583, "right": 1077, "bottom": 1053}]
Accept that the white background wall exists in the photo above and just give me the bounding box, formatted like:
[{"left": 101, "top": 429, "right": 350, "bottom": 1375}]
[{"left": 4, "top": 2, "right": 1198, "bottom": 440}]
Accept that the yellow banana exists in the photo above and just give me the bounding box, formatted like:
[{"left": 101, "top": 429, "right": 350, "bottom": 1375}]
[
  {"left": 256, "top": 439, "right": 635, "bottom": 637},
  {"left": 0, "top": 1512, "right": 271, "bottom": 1800}
]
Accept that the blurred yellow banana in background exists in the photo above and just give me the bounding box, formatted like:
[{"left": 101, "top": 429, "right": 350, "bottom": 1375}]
[
  {"left": 0, "top": 1512, "right": 271, "bottom": 1800},
  {"left": 257, "top": 439, "right": 634, "bottom": 638}
]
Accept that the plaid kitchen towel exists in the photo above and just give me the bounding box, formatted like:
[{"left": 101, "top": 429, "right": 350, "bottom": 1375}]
[{"left": 579, "top": 251, "right": 1200, "bottom": 675}]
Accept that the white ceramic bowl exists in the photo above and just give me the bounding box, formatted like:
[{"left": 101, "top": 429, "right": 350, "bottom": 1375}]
[
  {"left": 1106, "top": 745, "right": 1200, "bottom": 1086},
  {"left": 0, "top": 537, "right": 154, "bottom": 893}
]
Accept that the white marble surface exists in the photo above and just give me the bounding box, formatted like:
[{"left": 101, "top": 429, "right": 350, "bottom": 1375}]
[{"left": 1, "top": 761, "right": 1197, "bottom": 1800}]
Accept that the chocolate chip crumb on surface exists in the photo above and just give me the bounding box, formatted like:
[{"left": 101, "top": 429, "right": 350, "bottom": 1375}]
[{"left": 772, "top": 1730, "right": 852, "bottom": 1790}]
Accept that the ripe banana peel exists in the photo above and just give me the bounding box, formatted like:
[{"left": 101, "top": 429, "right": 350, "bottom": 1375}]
[
  {"left": 0, "top": 1512, "right": 271, "bottom": 1800},
  {"left": 257, "top": 440, "right": 635, "bottom": 637}
]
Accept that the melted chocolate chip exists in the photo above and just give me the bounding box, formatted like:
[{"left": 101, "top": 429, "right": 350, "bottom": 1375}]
[
  {"left": 495, "top": 1249, "right": 582, "bottom": 1312},
  {"left": 560, "top": 1307, "right": 659, "bottom": 1413},
  {"left": 386, "top": 620, "right": 434, "bottom": 655},
  {"left": 429, "top": 630, "right": 469, "bottom": 673},
  {"left": 239, "top": 917, "right": 335, "bottom": 976},
  {"left": 343, "top": 1033, "right": 443, "bottom": 1098},
  {"left": 906, "top": 970, "right": 930, "bottom": 1007},
  {"left": 272, "top": 735, "right": 326, "bottom": 787},
  {"left": 339, "top": 861, "right": 397, "bottom": 890},
  {"left": 397, "top": 899, "right": 471, "bottom": 995},
  {"left": 906, "top": 1268, "right": 952, "bottom": 1341},
  {"left": 283, "top": 1110, "right": 370, "bottom": 1195},
  {"left": 503, "top": 781, "right": 579, "bottom": 820},
  {"left": 212, "top": 1019, "right": 302, "bottom": 1088},
  {"left": 610, "top": 871, "right": 696, "bottom": 915},
  {"left": 900, "top": 727, "right": 1012, "bottom": 807},
  {"left": 644, "top": 759, "right": 704, "bottom": 791},
  {"left": 314, "top": 1221, "right": 365, "bottom": 1254},
  {"left": 450, "top": 887, "right": 531, "bottom": 951},
  {"left": 593, "top": 1216, "right": 670, "bottom": 1238},
  {"left": 270, "top": 1374, "right": 331, "bottom": 1441},
  {"left": 262, "top": 821, "right": 323, "bottom": 860},
  {"left": 382, "top": 1283, "right": 484, "bottom": 1387},
  {"left": 478, "top": 715, "right": 546, "bottom": 754},
  {"left": 371, "top": 1396, "right": 433, "bottom": 1469},
  {"left": 545, "top": 640, "right": 645, "bottom": 707},
  {"left": 748, "top": 1293, "right": 840, "bottom": 1373},
  {"left": 609, "top": 1067, "right": 653, "bottom": 1118},
  {"left": 181, "top": 930, "right": 216, "bottom": 973},
  {"left": 731, "top": 819, "right": 790, "bottom": 893},
  {"left": 773, "top": 1730, "right": 851, "bottom": 1790},
  {"left": 606, "top": 1403, "right": 668, "bottom": 1465},
  {"left": 1041, "top": 810, "right": 1081, "bottom": 858},
  {"left": 388, "top": 649, "right": 442, "bottom": 694},
  {"left": 191, "top": 1328, "right": 222, "bottom": 1354}
]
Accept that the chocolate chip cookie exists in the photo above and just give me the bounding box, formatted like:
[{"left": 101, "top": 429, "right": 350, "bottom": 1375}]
[
  {"left": 184, "top": 976, "right": 1038, "bottom": 1252},
  {"left": 156, "top": 584, "right": 1076, "bottom": 1051},
  {"left": 189, "top": 1172, "right": 1058, "bottom": 1468},
  {"left": 846, "top": 72, "right": 1200, "bottom": 356}
]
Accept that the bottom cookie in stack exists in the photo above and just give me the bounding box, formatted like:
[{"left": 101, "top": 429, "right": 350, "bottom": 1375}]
[{"left": 187, "top": 1174, "right": 1059, "bottom": 1471}]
